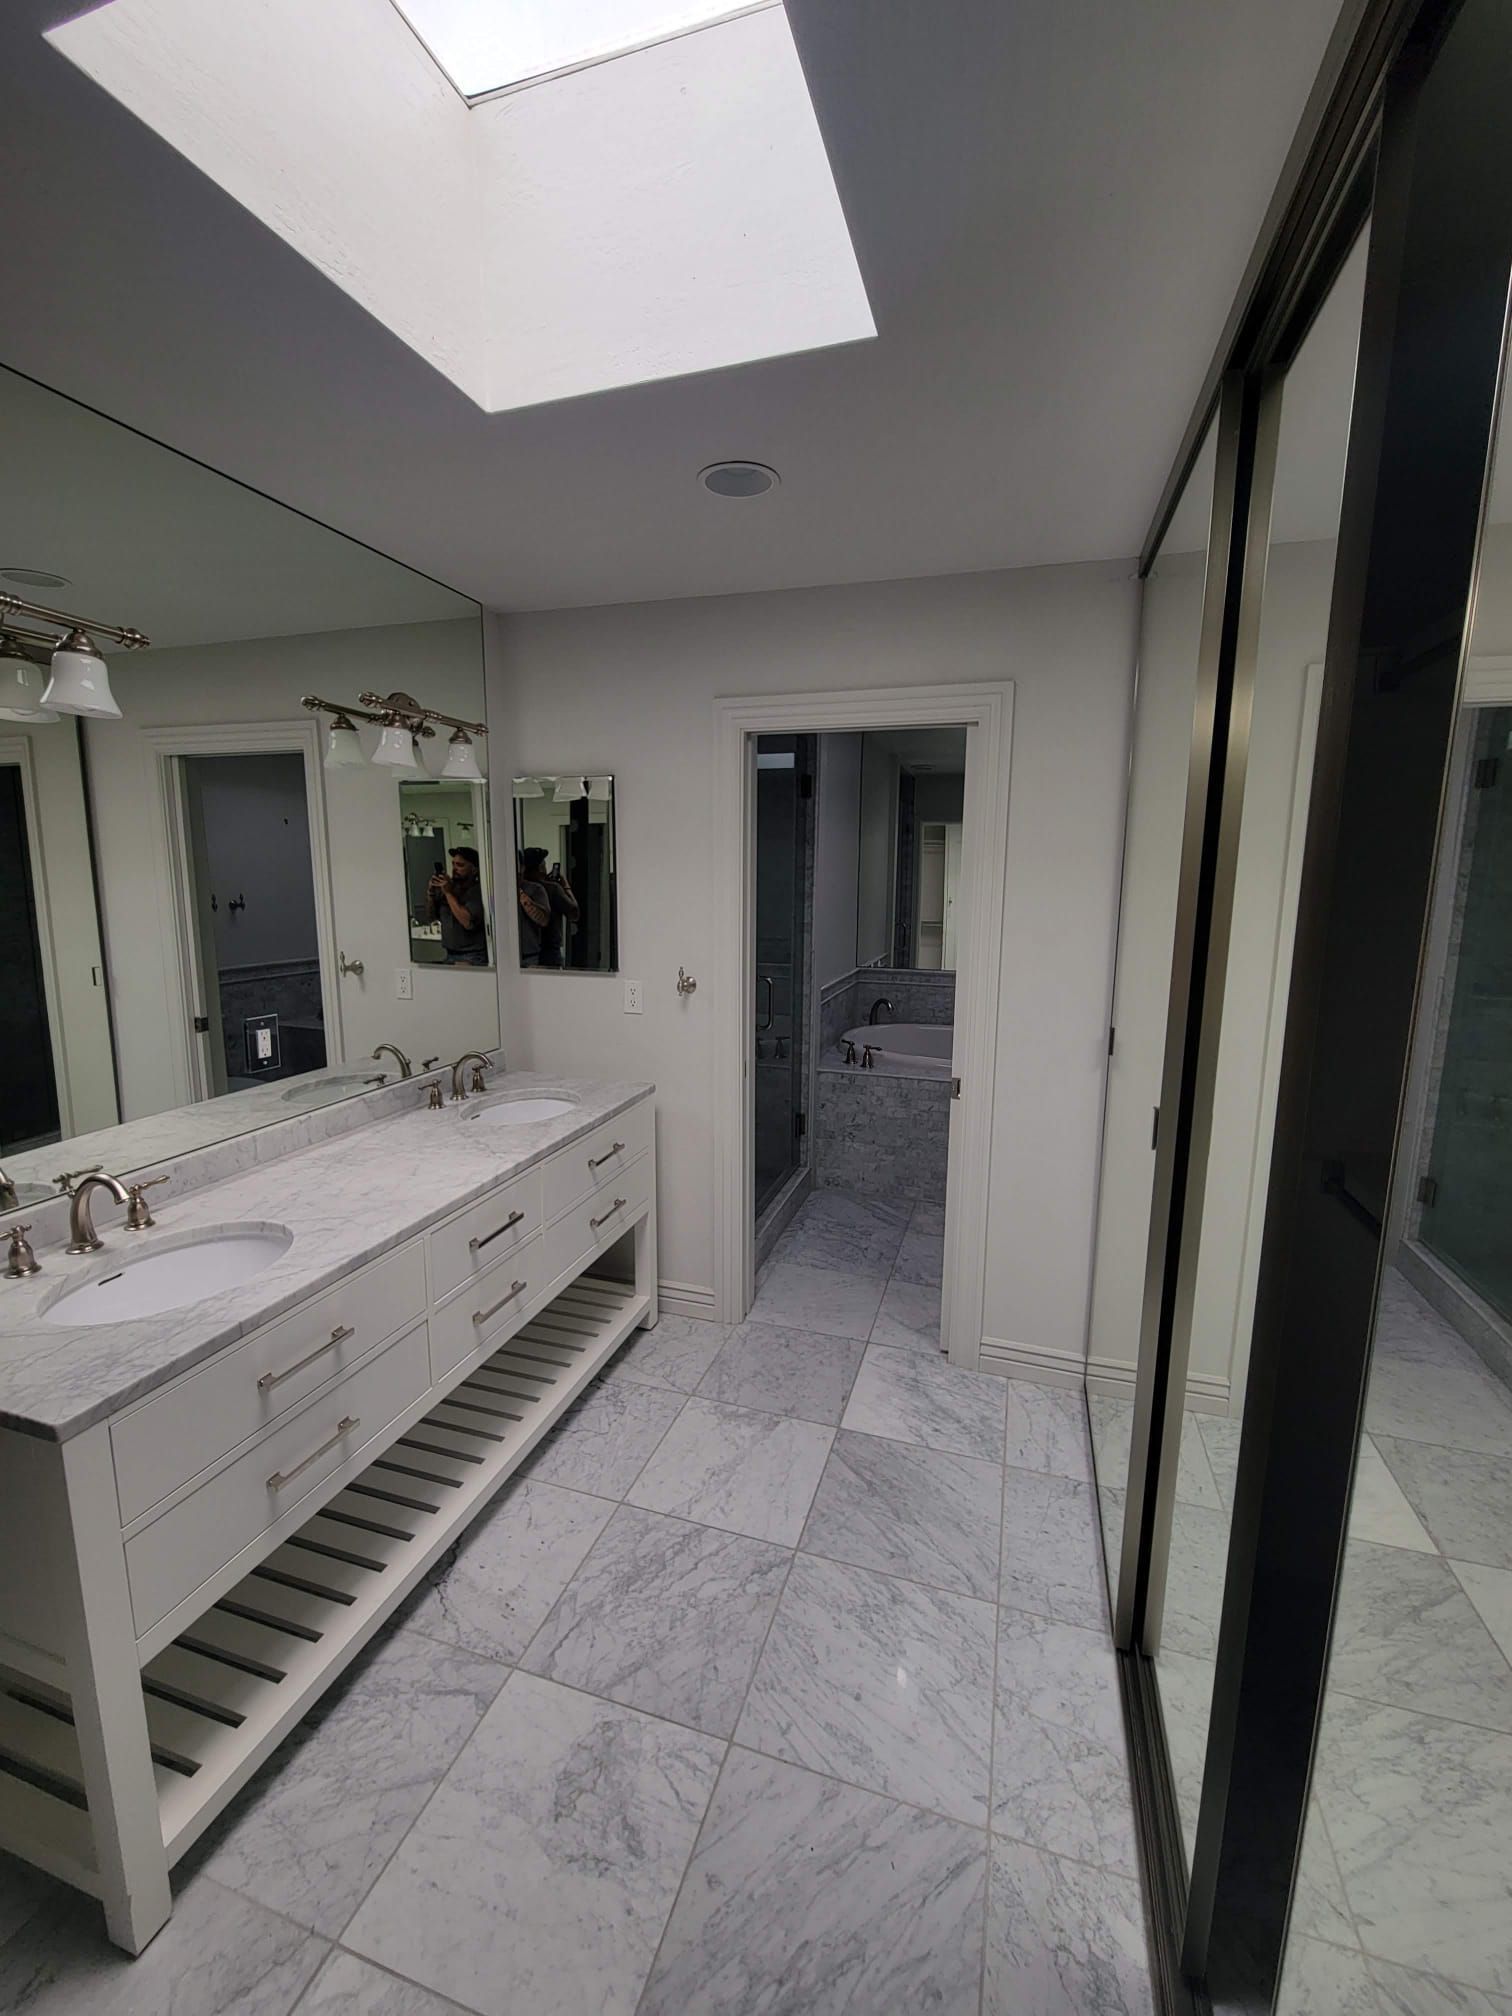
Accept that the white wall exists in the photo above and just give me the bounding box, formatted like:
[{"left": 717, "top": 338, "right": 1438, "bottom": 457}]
[
  {"left": 87, "top": 618, "right": 498, "bottom": 1120},
  {"left": 486, "top": 561, "right": 1138, "bottom": 1356},
  {"left": 813, "top": 732, "right": 862, "bottom": 989}
]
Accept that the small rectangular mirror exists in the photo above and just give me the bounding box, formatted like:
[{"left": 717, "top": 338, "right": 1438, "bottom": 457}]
[
  {"left": 512, "top": 774, "right": 618, "bottom": 972},
  {"left": 400, "top": 779, "right": 494, "bottom": 970}
]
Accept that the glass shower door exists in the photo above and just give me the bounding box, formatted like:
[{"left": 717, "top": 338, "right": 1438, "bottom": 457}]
[
  {"left": 1418, "top": 704, "right": 1512, "bottom": 1320},
  {"left": 753, "top": 734, "right": 810, "bottom": 1222}
]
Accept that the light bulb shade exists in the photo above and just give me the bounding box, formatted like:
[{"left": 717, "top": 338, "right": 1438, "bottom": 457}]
[
  {"left": 0, "top": 642, "right": 59, "bottom": 722},
  {"left": 512, "top": 777, "right": 545, "bottom": 799},
  {"left": 324, "top": 715, "right": 366, "bottom": 769},
  {"left": 441, "top": 728, "right": 483, "bottom": 781},
  {"left": 552, "top": 777, "right": 584, "bottom": 803},
  {"left": 372, "top": 722, "right": 421, "bottom": 771},
  {"left": 43, "top": 629, "right": 121, "bottom": 720},
  {"left": 585, "top": 775, "right": 612, "bottom": 802}
]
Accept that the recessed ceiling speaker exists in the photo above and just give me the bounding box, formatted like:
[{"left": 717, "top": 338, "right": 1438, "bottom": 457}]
[{"left": 699, "top": 461, "right": 780, "bottom": 498}]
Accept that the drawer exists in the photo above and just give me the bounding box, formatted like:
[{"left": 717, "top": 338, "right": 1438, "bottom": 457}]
[
  {"left": 542, "top": 1151, "right": 651, "bottom": 1285},
  {"left": 112, "top": 1242, "right": 427, "bottom": 1525},
  {"left": 429, "top": 1170, "right": 542, "bottom": 1307},
  {"left": 541, "top": 1101, "right": 652, "bottom": 1224},
  {"left": 430, "top": 1230, "right": 545, "bottom": 1380},
  {"left": 125, "top": 1322, "right": 430, "bottom": 1637}
]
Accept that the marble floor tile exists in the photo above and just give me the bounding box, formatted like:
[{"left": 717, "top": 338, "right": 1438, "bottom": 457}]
[
  {"left": 1088, "top": 1396, "right": 1221, "bottom": 1510},
  {"left": 803, "top": 1429, "right": 1002, "bottom": 1599},
  {"left": 0, "top": 1848, "right": 59, "bottom": 1948},
  {"left": 197, "top": 1626, "right": 506, "bottom": 1938},
  {"left": 344, "top": 1672, "right": 723, "bottom": 2016},
  {"left": 298, "top": 1950, "right": 470, "bottom": 2015},
  {"left": 605, "top": 1314, "right": 731, "bottom": 1394},
  {"left": 1370, "top": 1959, "right": 1512, "bottom": 2013},
  {"left": 1001, "top": 1469, "right": 1110, "bottom": 1632},
  {"left": 748, "top": 1259, "right": 887, "bottom": 1341},
  {"left": 1004, "top": 1379, "right": 1093, "bottom": 1481},
  {"left": 1195, "top": 1411, "right": 1242, "bottom": 1510},
  {"left": 841, "top": 1343, "right": 1008, "bottom": 1462},
  {"left": 985, "top": 1835, "right": 1153, "bottom": 2015},
  {"left": 993, "top": 1610, "right": 1137, "bottom": 1876},
  {"left": 521, "top": 1503, "right": 789, "bottom": 1737},
  {"left": 1292, "top": 1799, "right": 1361, "bottom": 1952},
  {"left": 801, "top": 1189, "right": 915, "bottom": 1236},
  {"left": 0, "top": 1872, "right": 326, "bottom": 2015},
  {"left": 1365, "top": 1283, "right": 1512, "bottom": 1456},
  {"left": 1373, "top": 1436, "right": 1512, "bottom": 1569},
  {"left": 398, "top": 1475, "right": 614, "bottom": 1664},
  {"left": 1329, "top": 1541, "right": 1512, "bottom": 1731},
  {"left": 869, "top": 1277, "right": 943, "bottom": 1354},
  {"left": 737, "top": 1552, "right": 996, "bottom": 1824},
  {"left": 518, "top": 1376, "right": 685, "bottom": 1499},
  {"left": 1315, "top": 1698, "right": 1512, "bottom": 1995},
  {"left": 1278, "top": 1935, "right": 1382, "bottom": 2016},
  {"left": 892, "top": 1227, "right": 946, "bottom": 1288},
  {"left": 770, "top": 1214, "right": 904, "bottom": 1280},
  {"left": 1139, "top": 1494, "right": 1230, "bottom": 1658},
  {"left": 1451, "top": 1559, "right": 1512, "bottom": 1666},
  {"left": 1350, "top": 1436, "right": 1437, "bottom": 1554},
  {"left": 911, "top": 1201, "right": 948, "bottom": 1236},
  {"left": 638, "top": 1747, "right": 987, "bottom": 2016},
  {"left": 696, "top": 1319, "right": 865, "bottom": 1425},
  {"left": 1151, "top": 1647, "right": 1217, "bottom": 1866},
  {"left": 628, "top": 1396, "right": 834, "bottom": 1545}
]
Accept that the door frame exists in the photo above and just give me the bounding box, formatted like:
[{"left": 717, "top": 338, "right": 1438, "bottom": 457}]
[
  {"left": 144, "top": 720, "right": 342, "bottom": 1105},
  {"left": 712, "top": 681, "right": 1014, "bottom": 1368}
]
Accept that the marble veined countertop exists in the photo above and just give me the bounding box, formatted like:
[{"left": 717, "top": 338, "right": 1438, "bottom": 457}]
[{"left": 0, "top": 1073, "right": 652, "bottom": 1443}]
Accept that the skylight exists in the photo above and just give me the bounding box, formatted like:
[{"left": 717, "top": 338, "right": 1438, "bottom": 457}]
[{"left": 391, "top": 0, "right": 765, "bottom": 99}]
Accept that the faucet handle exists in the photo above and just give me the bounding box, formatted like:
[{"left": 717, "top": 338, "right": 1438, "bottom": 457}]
[
  {"left": 125, "top": 1176, "right": 169, "bottom": 1232},
  {"left": 470, "top": 1064, "right": 488, "bottom": 1093},
  {"left": 5, "top": 1225, "right": 40, "bottom": 1279},
  {"left": 428, "top": 1083, "right": 445, "bottom": 1110}
]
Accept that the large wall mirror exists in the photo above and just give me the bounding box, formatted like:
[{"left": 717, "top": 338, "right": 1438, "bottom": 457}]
[
  {"left": 0, "top": 365, "right": 496, "bottom": 1214},
  {"left": 512, "top": 774, "right": 618, "bottom": 971}
]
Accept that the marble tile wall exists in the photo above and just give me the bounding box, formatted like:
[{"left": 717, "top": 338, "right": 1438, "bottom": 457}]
[
  {"left": 820, "top": 966, "right": 957, "bottom": 1053},
  {"left": 814, "top": 1068, "right": 951, "bottom": 1204}
]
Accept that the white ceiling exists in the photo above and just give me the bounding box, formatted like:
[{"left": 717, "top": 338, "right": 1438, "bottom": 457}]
[{"left": 2, "top": 1, "right": 1348, "bottom": 613}]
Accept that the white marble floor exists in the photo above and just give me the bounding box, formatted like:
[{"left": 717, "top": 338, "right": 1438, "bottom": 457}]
[
  {"left": 0, "top": 1189, "right": 1152, "bottom": 2015},
  {"left": 1090, "top": 1268, "right": 1512, "bottom": 2015}
]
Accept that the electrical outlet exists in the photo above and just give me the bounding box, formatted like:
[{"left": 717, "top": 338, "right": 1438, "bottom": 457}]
[
  {"left": 395, "top": 967, "right": 413, "bottom": 1001},
  {"left": 624, "top": 979, "right": 643, "bottom": 1015}
]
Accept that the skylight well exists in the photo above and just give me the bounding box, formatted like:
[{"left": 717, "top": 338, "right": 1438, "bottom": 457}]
[{"left": 392, "top": 0, "right": 767, "bottom": 99}]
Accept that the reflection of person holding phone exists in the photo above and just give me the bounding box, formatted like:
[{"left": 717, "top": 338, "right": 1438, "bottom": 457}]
[
  {"left": 517, "top": 846, "right": 579, "bottom": 968},
  {"left": 428, "top": 847, "right": 489, "bottom": 966}
]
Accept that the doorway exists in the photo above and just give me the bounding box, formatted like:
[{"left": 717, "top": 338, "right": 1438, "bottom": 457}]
[
  {"left": 178, "top": 751, "right": 330, "bottom": 1095},
  {"left": 0, "top": 760, "right": 61, "bottom": 1151},
  {"left": 752, "top": 734, "right": 815, "bottom": 1234}
]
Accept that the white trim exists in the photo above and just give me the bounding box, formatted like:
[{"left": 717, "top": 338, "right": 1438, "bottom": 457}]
[
  {"left": 657, "top": 1280, "right": 720, "bottom": 1322},
  {"left": 1462, "top": 653, "right": 1512, "bottom": 706},
  {"left": 713, "top": 681, "right": 1014, "bottom": 1371},
  {"left": 141, "top": 722, "right": 343, "bottom": 1104},
  {"left": 1081, "top": 1351, "right": 1231, "bottom": 1414},
  {"left": 0, "top": 736, "right": 75, "bottom": 1138}
]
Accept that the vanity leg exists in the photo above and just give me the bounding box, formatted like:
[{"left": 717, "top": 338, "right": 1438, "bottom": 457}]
[
  {"left": 59, "top": 1427, "right": 172, "bottom": 1955},
  {"left": 636, "top": 1182, "right": 659, "bottom": 1330}
]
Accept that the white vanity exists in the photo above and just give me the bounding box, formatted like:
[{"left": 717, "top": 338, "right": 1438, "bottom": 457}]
[{"left": 0, "top": 1073, "right": 656, "bottom": 1954}]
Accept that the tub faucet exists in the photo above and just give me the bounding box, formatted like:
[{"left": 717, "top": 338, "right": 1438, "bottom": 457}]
[{"left": 868, "top": 998, "right": 894, "bottom": 1025}]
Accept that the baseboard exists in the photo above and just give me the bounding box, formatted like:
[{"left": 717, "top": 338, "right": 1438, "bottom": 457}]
[
  {"left": 658, "top": 1281, "right": 720, "bottom": 1323},
  {"left": 1085, "top": 1354, "right": 1231, "bottom": 1415},
  {"left": 981, "top": 1341, "right": 1231, "bottom": 1414}
]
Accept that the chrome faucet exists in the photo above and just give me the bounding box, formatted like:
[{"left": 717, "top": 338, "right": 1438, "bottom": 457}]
[
  {"left": 371, "top": 1042, "right": 413, "bottom": 1079},
  {"left": 868, "top": 997, "right": 894, "bottom": 1025},
  {"left": 449, "top": 1051, "right": 493, "bottom": 1101},
  {"left": 58, "top": 1170, "right": 132, "bottom": 1255}
]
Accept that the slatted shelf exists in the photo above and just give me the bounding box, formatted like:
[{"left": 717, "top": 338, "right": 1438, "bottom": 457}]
[{"left": 0, "top": 1273, "right": 647, "bottom": 1871}]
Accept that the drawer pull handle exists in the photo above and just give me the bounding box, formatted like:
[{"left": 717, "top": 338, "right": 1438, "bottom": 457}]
[
  {"left": 588, "top": 1141, "right": 626, "bottom": 1169},
  {"left": 470, "top": 1210, "right": 526, "bottom": 1252},
  {"left": 474, "top": 1279, "right": 528, "bottom": 1326},
  {"left": 591, "top": 1196, "right": 628, "bottom": 1232},
  {"left": 257, "top": 1325, "right": 355, "bottom": 1393},
  {"left": 267, "top": 1416, "right": 360, "bottom": 1491}
]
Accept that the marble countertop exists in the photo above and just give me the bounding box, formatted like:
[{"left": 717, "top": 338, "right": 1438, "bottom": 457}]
[{"left": 0, "top": 1073, "right": 653, "bottom": 1444}]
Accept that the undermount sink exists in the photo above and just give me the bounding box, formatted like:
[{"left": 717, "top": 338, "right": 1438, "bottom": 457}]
[
  {"left": 44, "top": 1226, "right": 294, "bottom": 1327},
  {"left": 462, "top": 1095, "right": 578, "bottom": 1127}
]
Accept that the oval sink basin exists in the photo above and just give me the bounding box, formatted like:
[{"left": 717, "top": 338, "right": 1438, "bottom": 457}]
[
  {"left": 45, "top": 1227, "right": 294, "bottom": 1327},
  {"left": 463, "top": 1096, "right": 577, "bottom": 1127}
]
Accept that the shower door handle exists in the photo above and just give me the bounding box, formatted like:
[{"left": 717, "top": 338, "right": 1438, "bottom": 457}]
[{"left": 756, "top": 974, "right": 775, "bottom": 1032}]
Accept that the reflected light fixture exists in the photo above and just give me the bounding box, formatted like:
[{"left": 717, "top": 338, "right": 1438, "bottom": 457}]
[
  {"left": 512, "top": 777, "right": 546, "bottom": 799},
  {"left": 0, "top": 630, "right": 60, "bottom": 722},
  {"left": 552, "top": 776, "right": 586, "bottom": 803},
  {"left": 441, "top": 727, "right": 484, "bottom": 781},
  {"left": 0, "top": 591, "right": 149, "bottom": 722}
]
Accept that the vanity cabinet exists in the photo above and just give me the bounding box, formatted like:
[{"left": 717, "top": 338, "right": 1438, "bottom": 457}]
[{"left": 0, "top": 1092, "right": 656, "bottom": 1955}]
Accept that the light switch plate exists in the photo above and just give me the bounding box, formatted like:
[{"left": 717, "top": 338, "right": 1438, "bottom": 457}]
[
  {"left": 624, "top": 979, "right": 643, "bottom": 1015},
  {"left": 395, "top": 967, "right": 413, "bottom": 1000}
]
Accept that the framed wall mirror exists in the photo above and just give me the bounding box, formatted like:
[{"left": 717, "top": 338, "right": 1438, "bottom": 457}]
[
  {"left": 512, "top": 774, "right": 618, "bottom": 972},
  {"left": 0, "top": 364, "right": 496, "bottom": 1216},
  {"left": 400, "top": 779, "right": 494, "bottom": 970}
]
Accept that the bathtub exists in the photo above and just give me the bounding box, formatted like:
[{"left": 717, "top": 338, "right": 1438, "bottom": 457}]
[{"left": 843, "top": 1022, "right": 954, "bottom": 1077}]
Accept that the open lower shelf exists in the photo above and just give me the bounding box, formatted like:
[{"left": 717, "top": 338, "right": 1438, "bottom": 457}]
[{"left": 0, "top": 1273, "right": 648, "bottom": 1866}]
